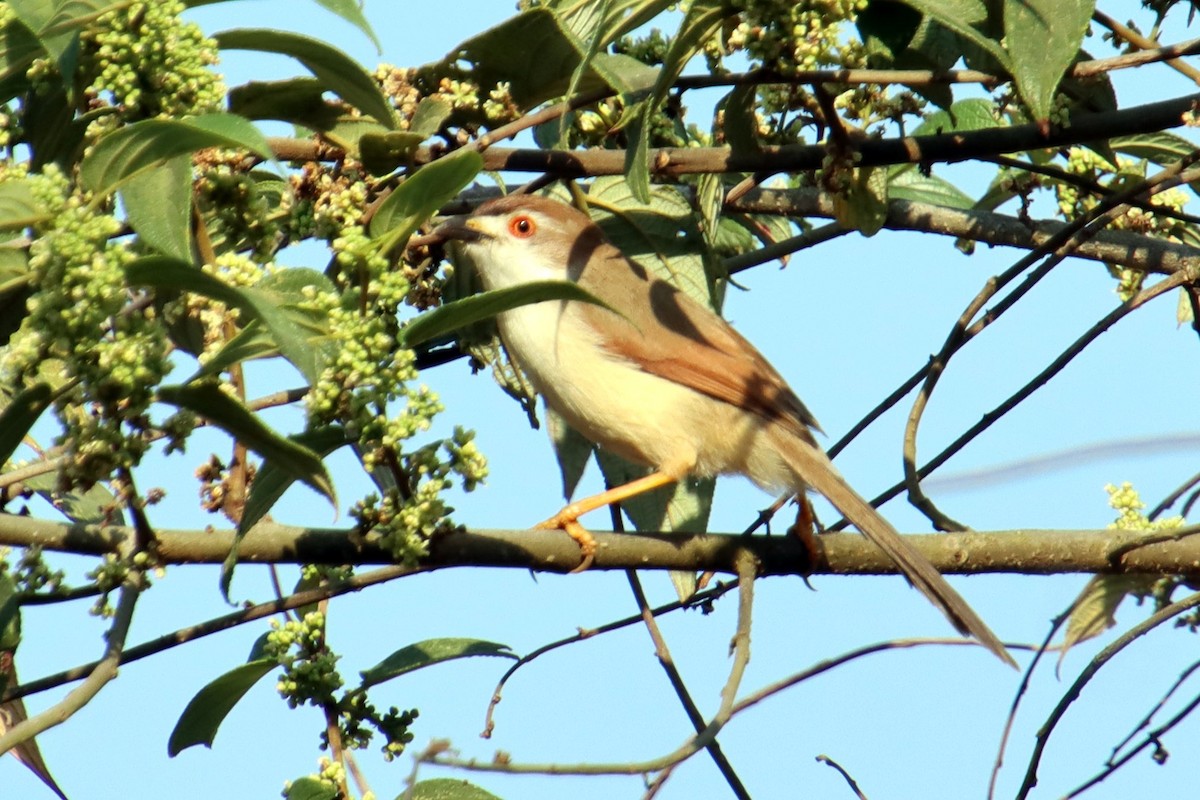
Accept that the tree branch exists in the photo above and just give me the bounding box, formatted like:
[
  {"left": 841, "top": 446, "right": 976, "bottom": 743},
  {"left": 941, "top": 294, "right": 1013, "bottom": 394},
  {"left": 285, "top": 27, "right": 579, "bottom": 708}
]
[
  {"left": 268, "top": 92, "right": 1200, "bottom": 177},
  {"left": 3, "top": 514, "right": 1200, "bottom": 576}
]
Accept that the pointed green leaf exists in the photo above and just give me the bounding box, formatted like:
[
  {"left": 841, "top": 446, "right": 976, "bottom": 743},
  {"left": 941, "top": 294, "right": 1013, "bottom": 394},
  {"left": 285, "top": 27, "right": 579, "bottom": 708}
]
[
  {"left": 227, "top": 78, "right": 344, "bottom": 132},
  {"left": 1112, "top": 132, "right": 1200, "bottom": 165},
  {"left": 887, "top": 168, "right": 975, "bottom": 210},
  {"left": 1004, "top": 0, "right": 1093, "bottom": 122},
  {"left": 121, "top": 154, "right": 192, "bottom": 260},
  {"left": 222, "top": 426, "right": 350, "bottom": 599},
  {"left": 23, "top": 470, "right": 125, "bottom": 526},
  {"left": 214, "top": 28, "right": 395, "bottom": 128},
  {"left": 899, "top": 0, "right": 1008, "bottom": 65},
  {"left": 621, "top": 0, "right": 730, "bottom": 201},
  {"left": 81, "top": 114, "right": 273, "bottom": 197},
  {"left": 409, "top": 779, "right": 503, "bottom": 800},
  {"left": 0, "top": 17, "right": 44, "bottom": 96},
  {"left": 1059, "top": 573, "right": 1156, "bottom": 666},
  {"left": 546, "top": 407, "right": 593, "bottom": 501},
  {"left": 369, "top": 149, "right": 483, "bottom": 253},
  {"left": 125, "top": 258, "right": 332, "bottom": 383},
  {"left": 0, "top": 383, "right": 52, "bottom": 466},
  {"left": 186, "top": 320, "right": 281, "bottom": 383},
  {"left": 401, "top": 280, "right": 613, "bottom": 349},
  {"left": 156, "top": 383, "right": 336, "bottom": 506},
  {"left": 311, "top": 0, "right": 381, "bottom": 52},
  {"left": 912, "top": 97, "right": 999, "bottom": 136},
  {"left": 167, "top": 658, "right": 275, "bottom": 756},
  {"left": 409, "top": 96, "right": 453, "bottom": 139},
  {"left": 359, "top": 638, "right": 516, "bottom": 689}
]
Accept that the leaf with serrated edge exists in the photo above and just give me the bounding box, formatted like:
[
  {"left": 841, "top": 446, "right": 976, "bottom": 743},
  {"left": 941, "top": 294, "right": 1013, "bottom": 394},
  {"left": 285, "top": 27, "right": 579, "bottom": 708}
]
[
  {"left": 1004, "top": 0, "right": 1092, "bottom": 122},
  {"left": 359, "top": 639, "right": 516, "bottom": 689},
  {"left": 215, "top": 29, "right": 394, "bottom": 127},
  {"left": 168, "top": 659, "right": 275, "bottom": 755}
]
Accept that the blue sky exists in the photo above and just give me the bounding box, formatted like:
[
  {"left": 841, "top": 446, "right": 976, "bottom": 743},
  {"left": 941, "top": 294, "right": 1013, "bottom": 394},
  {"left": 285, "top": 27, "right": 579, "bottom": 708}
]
[{"left": 8, "top": 1, "right": 1200, "bottom": 799}]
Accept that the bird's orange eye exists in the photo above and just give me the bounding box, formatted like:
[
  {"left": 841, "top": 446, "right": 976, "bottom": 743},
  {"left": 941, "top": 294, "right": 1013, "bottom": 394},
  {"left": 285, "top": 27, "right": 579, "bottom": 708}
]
[{"left": 509, "top": 215, "right": 536, "bottom": 238}]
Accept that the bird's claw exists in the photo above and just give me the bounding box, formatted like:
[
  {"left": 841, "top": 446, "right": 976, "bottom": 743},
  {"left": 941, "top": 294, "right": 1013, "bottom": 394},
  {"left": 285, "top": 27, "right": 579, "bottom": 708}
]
[{"left": 536, "top": 513, "right": 596, "bottom": 573}]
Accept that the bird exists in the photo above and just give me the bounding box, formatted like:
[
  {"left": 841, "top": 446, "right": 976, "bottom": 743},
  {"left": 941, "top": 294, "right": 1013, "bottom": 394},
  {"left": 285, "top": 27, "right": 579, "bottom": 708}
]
[{"left": 434, "top": 193, "right": 1015, "bottom": 667}]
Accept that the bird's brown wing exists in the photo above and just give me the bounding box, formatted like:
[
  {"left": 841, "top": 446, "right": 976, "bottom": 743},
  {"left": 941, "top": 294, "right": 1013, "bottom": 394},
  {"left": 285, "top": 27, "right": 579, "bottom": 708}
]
[{"left": 576, "top": 245, "right": 820, "bottom": 439}]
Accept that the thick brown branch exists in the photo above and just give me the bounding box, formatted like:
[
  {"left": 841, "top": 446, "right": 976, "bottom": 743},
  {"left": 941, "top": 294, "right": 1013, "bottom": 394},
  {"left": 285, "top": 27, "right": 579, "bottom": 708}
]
[
  {"left": 267, "top": 93, "right": 1200, "bottom": 176},
  {"left": 2, "top": 514, "right": 1200, "bottom": 577}
]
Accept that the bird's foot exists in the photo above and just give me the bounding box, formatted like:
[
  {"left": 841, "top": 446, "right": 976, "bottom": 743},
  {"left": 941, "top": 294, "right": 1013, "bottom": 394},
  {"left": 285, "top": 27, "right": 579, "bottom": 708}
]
[
  {"left": 786, "top": 494, "right": 820, "bottom": 576},
  {"left": 536, "top": 511, "right": 596, "bottom": 573}
]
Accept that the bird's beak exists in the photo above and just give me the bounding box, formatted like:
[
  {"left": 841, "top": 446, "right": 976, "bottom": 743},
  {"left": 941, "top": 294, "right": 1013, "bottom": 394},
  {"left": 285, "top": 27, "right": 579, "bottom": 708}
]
[{"left": 432, "top": 215, "right": 488, "bottom": 244}]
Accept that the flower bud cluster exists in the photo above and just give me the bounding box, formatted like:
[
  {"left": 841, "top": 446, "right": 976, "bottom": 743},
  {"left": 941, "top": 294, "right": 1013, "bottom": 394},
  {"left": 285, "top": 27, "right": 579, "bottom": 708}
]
[
  {"left": 264, "top": 611, "right": 343, "bottom": 709},
  {"left": 80, "top": 1, "right": 225, "bottom": 123},
  {"left": 1056, "top": 147, "right": 1189, "bottom": 299},
  {"left": 0, "top": 175, "right": 171, "bottom": 491}
]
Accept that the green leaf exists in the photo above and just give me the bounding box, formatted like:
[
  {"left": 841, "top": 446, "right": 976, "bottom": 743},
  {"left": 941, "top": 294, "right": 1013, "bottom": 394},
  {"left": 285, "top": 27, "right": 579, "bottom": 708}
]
[
  {"left": 420, "top": 6, "right": 653, "bottom": 113},
  {"left": 887, "top": 168, "right": 975, "bottom": 210},
  {"left": 0, "top": 17, "right": 44, "bottom": 97},
  {"left": 1059, "top": 574, "right": 1157, "bottom": 666},
  {"left": 359, "top": 638, "right": 516, "bottom": 689},
  {"left": 622, "top": 1, "right": 729, "bottom": 202},
  {"left": 833, "top": 166, "right": 889, "bottom": 236},
  {"left": 368, "top": 149, "right": 483, "bottom": 253},
  {"left": 0, "top": 179, "right": 46, "bottom": 231},
  {"left": 227, "top": 78, "right": 344, "bottom": 133},
  {"left": 311, "top": 0, "right": 381, "bottom": 52},
  {"left": 186, "top": 320, "right": 280, "bottom": 383},
  {"left": 0, "top": 383, "right": 52, "bottom": 466},
  {"left": 1003, "top": 0, "right": 1093, "bottom": 123},
  {"left": 23, "top": 471, "right": 125, "bottom": 526},
  {"left": 0, "top": 570, "right": 20, "bottom": 651},
  {"left": 167, "top": 658, "right": 275, "bottom": 756},
  {"left": 81, "top": 113, "right": 273, "bottom": 197},
  {"left": 546, "top": 407, "right": 593, "bottom": 501},
  {"left": 283, "top": 777, "right": 338, "bottom": 800},
  {"left": 409, "top": 778, "right": 503, "bottom": 800},
  {"left": 214, "top": 29, "right": 395, "bottom": 128},
  {"left": 409, "top": 95, "right": 453, "bottom": 139},
  {"left": 157, "top": 383, "right": 336, "bottom": 506},
  {"left": 402, "top": 280, "right": 613, "bottom": 349},
  {"left": 120, "top": 154, "right": 192, "bottom": 260},
  {"left": 911, "top": 97, "right": 998, "bottom": 136},
  {"left": 125, "top": 257, "right": 332, "bottom": 383},
  {"left": 1112, "top": 132, "right": 1199, "bottom": 165},
  {"left": 222, "top": 426, "right": 350, "bottom": 599},
  {"left": 898, "top": 0, "right": 1007, "bottom": 66},
  {"left": 0, "top": 247, "right": 32, "bottom": 347}
]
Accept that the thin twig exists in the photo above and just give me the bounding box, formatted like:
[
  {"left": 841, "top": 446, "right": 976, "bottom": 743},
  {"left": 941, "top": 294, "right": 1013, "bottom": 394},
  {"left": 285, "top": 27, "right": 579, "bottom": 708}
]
[
  {"left": 816, "top": 755, "right": 869, "bottom": 800},
  {"left": 3, "top": 565, "right": 419, "bottom": 704},
  {"left": 1108, "top": 659, "right": 1200, "bottom": 765},
  {"left": 0, "top": 583, "right": 139, "bottom": 755},
  {"left": 987, "top": 604, "right": 1075, "bottom": 800},
  {"left": 480, "top": 580, "right": 737, "bottom": 738},
  {"left": 899, "top": 155, "right": 1200, "bottom": 530},
  {"left": 1015, "top": 591, "right": 1200, "bottom": 799},
  {"left": 1094, "top": 11, "right": 1200, "bottom": 85},
  {"left": 611, "top": 502, "right": 751, "bottom": 800}
]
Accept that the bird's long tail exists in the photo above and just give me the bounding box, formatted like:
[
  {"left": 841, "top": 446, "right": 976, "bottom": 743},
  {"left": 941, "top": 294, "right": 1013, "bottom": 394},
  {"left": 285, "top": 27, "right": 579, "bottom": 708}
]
[{"left": 771, "top": 428, "right": 1016, "bottom": 668}]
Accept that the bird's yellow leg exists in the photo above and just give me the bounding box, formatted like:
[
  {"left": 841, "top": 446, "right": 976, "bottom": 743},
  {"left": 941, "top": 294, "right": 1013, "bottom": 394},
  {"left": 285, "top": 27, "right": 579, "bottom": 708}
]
[{"left": 538, "top": 471, "right": 679, "bottom": 572}]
